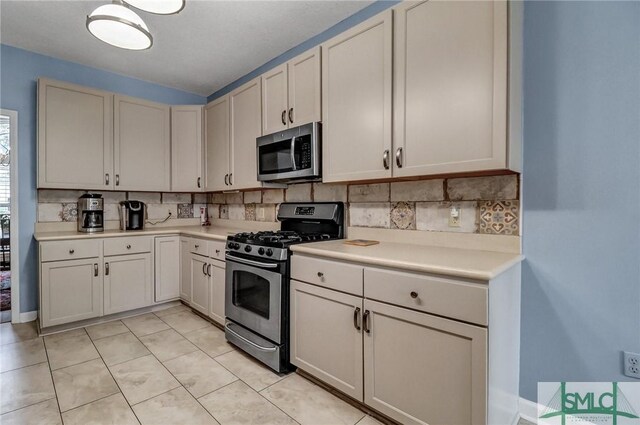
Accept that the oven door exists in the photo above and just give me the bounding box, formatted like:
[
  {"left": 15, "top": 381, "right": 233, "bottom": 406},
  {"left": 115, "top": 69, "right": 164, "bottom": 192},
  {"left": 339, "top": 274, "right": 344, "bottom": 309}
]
[{"left": 225, "top": 254, "right": 283, "bottom": 344}]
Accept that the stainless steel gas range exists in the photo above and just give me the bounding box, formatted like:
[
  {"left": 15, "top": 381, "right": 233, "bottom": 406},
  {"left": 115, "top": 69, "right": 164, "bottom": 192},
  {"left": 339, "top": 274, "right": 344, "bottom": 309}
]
[{"left": 224, "top": 202, "right": 344, "bottom": 372}]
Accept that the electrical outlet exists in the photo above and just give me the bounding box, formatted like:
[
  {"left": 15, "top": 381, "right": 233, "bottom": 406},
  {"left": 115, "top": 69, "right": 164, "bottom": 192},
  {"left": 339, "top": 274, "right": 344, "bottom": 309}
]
[
  {"left": 448, "top": 205, "right": 461, "bottom": 227},
  {"left": 623, "top": 351, "right": 640, "bottom": 378}
]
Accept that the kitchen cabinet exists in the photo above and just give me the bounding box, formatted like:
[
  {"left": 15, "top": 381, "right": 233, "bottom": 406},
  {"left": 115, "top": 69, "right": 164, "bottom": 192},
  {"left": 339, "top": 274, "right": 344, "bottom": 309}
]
[
  {"left": 363, "top": 299, "right": 487, "bottom": 425},
  {"left": 262, "top": 47, "right": 321, "bottom": 134},
  {"left": 37, "top": 78, "right": 113, "bottom": 190},
  {"left": 321, "top": 10, "right": 393, "bottom": 182},
  {"left": 393, "top": 0, "right": 511, "bottom": 177},
  {"left": 171, "top": 105, "right": 203, "bottom": 192},
  {"left": 204, "top": 96, "right": 230, "bottom": 191},
  {"left": 104, "top": 253, "right": 153, "bottom": 315},
  {"left": 180, "top": 237, "right": 192, "bottom": 303},
  {"left": 208, "top": 262, "right": 225, "bottom": 325},
  {"left": 155, "top": 236, "right": 180, "bottom": 303},
  {"left": 190, "top": 253, "right": 210, "bottom": 315},
  {"left": 40, "top": 258, "right": 102, "bottom": 328},
  {"left": 290, "top": 280, "right": 363, "bottom": 401},
  {"left": 114, "top": 95, "right": 171, "bottom": 191},
  {"left": 229, "top": 77, "right": 262, "bottom": 190}
]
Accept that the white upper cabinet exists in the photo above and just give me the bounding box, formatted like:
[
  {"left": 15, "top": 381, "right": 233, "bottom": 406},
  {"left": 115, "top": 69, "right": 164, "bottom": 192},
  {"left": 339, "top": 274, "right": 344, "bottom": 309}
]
[
  {"left": 229, "top": 77, "right": 262, "bottom": 190},
  {"left": 171, "top": 106, "right": 203, "bottom": 192},
  {"left": 114, "top": 95, "right": 170, "bottom": 191},
  {"left": 322, "top": 11, "right": 393, "bottom": 182},
  {"left": 261, "top": 47, "right": 321, "bottom": 135},
  {"left": 38, "top": 78, "right": 114, "bottom": 190},
  {"left": 204, "top": 95, "right": 231, "bottom": 192},
  {"left": 393, "top": 0, "right": 509, "bottom": 177},
  {"left": 262, "top": 63, "right": 289, "bottom": 134}
]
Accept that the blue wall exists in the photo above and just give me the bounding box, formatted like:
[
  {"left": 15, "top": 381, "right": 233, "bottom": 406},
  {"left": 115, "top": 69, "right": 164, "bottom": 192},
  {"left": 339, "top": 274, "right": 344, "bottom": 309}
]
[
  {"left": 207, "top": 0, "right": 400, "bottom": 102},
  {"left": 521, "top": 1, "right": 640, "bottom": 401},
  {"left": 0, "top": 44, "right": 205, "bottom": 313}
]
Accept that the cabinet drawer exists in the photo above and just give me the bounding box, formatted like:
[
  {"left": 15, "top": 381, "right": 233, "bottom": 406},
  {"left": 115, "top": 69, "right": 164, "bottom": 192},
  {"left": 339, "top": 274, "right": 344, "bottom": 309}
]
[
  {"left": 291, "top": 255, "right": 363, "bottom": 296},
  {"left": 208, "top": 240, "right": 226, "bottom": 261},
  {"left": 40, "top": 239, "right": 101, "bottom": 262},
  {"left": 104, "top": 236, "right": 152, "bottom": 256},
  {"left": 188, "top": 238, "right": 208, "bottom": 256},
  {"left": 364, "top": 268, "right": 488, "bottom": 326}
]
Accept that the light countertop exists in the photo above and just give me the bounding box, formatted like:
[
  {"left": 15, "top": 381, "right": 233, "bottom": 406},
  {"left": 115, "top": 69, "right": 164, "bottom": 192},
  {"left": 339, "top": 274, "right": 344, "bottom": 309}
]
[
  {"left": 34, "top": 225, "right": 242, "bottom": 242},
  {"left": 290, "top": 240, "right": 523, "bottom": 281}
]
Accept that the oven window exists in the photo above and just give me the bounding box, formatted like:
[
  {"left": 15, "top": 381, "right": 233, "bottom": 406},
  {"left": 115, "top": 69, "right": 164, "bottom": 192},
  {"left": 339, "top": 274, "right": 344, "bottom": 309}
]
[
  {"left": 232, "top": 270, "right": 270, "bottom": 319},
  {"left": 259, "top": 139, "right": 294, "bottom": 175}
]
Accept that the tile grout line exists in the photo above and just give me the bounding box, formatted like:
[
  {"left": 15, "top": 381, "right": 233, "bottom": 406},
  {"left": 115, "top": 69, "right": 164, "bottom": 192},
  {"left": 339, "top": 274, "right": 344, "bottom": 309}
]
[{"left": 41, "top": 331, "right": 65, "bottom": 423}]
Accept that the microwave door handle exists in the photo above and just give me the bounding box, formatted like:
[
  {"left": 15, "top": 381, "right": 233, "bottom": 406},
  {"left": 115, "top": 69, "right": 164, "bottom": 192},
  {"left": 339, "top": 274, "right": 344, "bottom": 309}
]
[{"left": 290, "top": 136, "right": 297, "bottom": 171}]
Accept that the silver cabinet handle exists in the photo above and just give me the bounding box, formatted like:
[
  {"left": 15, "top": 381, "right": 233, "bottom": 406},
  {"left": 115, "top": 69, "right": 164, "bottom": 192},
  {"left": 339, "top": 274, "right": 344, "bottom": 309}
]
[
  {"left": 363, "top": 310, "right": 371, "bottom": 333},
  {"left": 105, "top": 173, "right": 110, "bottom": 185},
  {"left": 194, "top": 244, "right": 199, "bottom": 249},
  {"left": 126, "top": 244, "right": 131, "bottom": 249},
  {"left": 215, "top": 249, "right": 221, "bottom": 255},
  {"left": 115, "top": 174, "right": 120, "bottom": 186},
  {"left": 202, "top": 263, "right": 207, "bottom": 276},
  {"left": 353, "top": 307, "right": 361, "bottom": 331},
  {"left": 410, "top": 291, "right": 418, "bottom": 299},
  {"left": 224, "top": 174, "right": 229, "bottom": 186},
  {"left": 105, "top": 262, "right": 109, "bottom": 276},
  {"left": 225, "top": 323, "right": 277, "bottom": 352},
  {"left": 288, "top": 107, "right": 293, "bottom": 124},
  {"left": 69, "top": 249, "right": 75, "bottom": 254},
  {"left": 281, "top": 110, "right": 287, "bottom": 125},
  {"left": 383, "top": 150, "right": 390, "bottom": 169},
  {"left": 396, "top": 147, "right": 403, "bottom": 168},
  {"left": 93, "top": 263, "right": 98, "bottom": 277},
  {"left": 207, "top": 264, "right": 212, "bottom": 277},
  {"left": 229, "top": 173, "right": 233, "bottom": 185},
  {"left": 197, "top": 177, "right": 201, "bottom": 188},
  {"left": 317, "top": 272, "right": 324, "bottom": 278}
]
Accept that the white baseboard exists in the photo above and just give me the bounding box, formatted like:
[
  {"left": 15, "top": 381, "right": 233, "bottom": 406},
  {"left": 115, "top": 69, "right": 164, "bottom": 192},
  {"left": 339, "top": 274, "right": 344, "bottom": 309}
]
[
  {"left": 18, "top": 311, "right": 37, "bottom": 323},
  {"left": 519, "top": 397, "right": 540, "bottom": 423}
]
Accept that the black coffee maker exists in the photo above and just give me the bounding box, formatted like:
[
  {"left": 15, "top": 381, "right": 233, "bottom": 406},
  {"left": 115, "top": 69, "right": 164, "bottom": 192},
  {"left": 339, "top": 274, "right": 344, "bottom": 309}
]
[{"left": 120, "top": 201, "right": 146, "bottom": 230}]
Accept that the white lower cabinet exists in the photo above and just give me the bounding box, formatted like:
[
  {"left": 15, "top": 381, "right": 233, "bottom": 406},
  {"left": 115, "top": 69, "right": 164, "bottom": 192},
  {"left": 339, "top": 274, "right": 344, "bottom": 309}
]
[
  {"left": 290, "top": 280, "right": 364, "bottom": 401},
  {"left": 40, "top": 258, "right": 102, "bottom": 328},
  {"left": 363, "top": 299, "right": 487, "bottom": 425},
  {"left": 154, "top": 236, "right": 180, "bottom": 302},
  {"left": 104, "top": 253, "right": 153, "bottom": 315},
  {"left": 208, "top": 261, "right": 225, "bottom": 325},
  {"left": 190, "top": 253, "right": 210, "bottom": 315}
]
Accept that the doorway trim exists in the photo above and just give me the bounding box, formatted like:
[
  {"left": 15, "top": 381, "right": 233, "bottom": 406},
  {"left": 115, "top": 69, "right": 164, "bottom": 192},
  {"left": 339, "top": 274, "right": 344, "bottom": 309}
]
[{"left": 1, "top": 109, "right": 19, "bottom": 323}]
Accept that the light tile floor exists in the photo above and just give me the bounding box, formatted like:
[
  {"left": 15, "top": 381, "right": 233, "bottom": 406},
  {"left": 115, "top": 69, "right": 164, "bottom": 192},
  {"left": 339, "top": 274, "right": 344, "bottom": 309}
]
[{"left": 0, "top": 312, "right": 535, "bottom": 425}]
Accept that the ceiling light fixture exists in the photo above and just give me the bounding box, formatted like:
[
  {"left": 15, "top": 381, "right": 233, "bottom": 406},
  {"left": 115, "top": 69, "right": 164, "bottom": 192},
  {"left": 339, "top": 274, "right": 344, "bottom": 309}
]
[
  {"left": 123, "top": 0, "right": 185, "bottom": 15},
  {"left": 86, "top": 1, "right": 153, "bottom": 50}
]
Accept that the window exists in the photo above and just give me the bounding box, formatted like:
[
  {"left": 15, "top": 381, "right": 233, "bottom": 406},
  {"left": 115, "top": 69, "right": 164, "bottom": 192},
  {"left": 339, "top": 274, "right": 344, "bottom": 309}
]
[{"left": 0, "top": 116, "right": 9, "bottom": 215}]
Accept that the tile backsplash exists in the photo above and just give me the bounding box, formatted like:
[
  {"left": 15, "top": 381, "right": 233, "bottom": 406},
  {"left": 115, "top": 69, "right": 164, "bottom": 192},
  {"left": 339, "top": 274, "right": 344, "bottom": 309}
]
[{"left": 37, "top": 174, "right": 520, "bottom": 236}]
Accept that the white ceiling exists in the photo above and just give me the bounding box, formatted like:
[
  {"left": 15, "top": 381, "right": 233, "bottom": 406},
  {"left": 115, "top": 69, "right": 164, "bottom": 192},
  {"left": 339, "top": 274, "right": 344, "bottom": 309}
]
[{"left": 0, "top": 0, "right": 373, "bottom": 96}]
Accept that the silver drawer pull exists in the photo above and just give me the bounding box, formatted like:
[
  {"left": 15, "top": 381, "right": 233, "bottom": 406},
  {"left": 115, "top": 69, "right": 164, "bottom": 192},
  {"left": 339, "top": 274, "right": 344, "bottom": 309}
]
[
  {"left": 126, "top": 244, "right": 131, "bottom": 249},
  {"left": 317, "top": 272, "right": 324, "bottom": 278},
  {"left": 69, "top": 249, "right": 75, "bottom": 254},
  {"left": 195, "top": 244, "right": 199, "bottom": 249},
  {"left": 215, "top": 249, "right": 220, "bottom": 254},
  {"left": 410, "top": 291, "right": 418, "bottom": 299}
]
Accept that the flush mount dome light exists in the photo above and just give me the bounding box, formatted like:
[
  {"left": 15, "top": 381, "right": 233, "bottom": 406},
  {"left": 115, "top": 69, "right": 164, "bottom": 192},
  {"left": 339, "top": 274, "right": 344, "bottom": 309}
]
[
  {"left": 86, "top": 3, "right": 153, "bottom": 50},
  {"left": 123, "top": 0, "right": 185, "bottom": 15}
]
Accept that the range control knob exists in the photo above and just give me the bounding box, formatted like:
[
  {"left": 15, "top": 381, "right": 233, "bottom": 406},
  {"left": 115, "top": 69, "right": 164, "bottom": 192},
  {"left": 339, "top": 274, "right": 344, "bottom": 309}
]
[
  {"left": 258, "top": 248, "right": 265, "bottom": 255},
  {"left": 266, "top": 248, "right": 273, "bottom": 257},
  {"left": 244, "top": 245, "right": 252, "bottom": 253}
]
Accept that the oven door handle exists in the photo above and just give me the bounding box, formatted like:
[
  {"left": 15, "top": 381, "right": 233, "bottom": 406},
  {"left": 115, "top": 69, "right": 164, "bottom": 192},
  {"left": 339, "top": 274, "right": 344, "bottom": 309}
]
[
  {"left": 225, "top": 323, "right": 277, "bottom": 352},
  {"left": 225, "top": 254, "right": 279, "bottom": 269},
  {"left": 290, "top": 136, "right": 297, "bottom": 171}
]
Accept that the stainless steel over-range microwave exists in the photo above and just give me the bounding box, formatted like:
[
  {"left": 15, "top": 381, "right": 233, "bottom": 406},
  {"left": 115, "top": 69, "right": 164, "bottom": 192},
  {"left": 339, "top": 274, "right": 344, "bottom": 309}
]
[{"left": 256, "top": 122, "right": 320, "bottom": 183}]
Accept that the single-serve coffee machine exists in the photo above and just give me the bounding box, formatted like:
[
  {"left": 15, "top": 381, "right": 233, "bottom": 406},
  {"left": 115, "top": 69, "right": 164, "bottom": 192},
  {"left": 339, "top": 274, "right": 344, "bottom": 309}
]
[
  {"left": 120, "top": 200, "right": 146, "bottom": 231},
  {"left": 78, "top": 194, "right": 104, "bottom": 233}
]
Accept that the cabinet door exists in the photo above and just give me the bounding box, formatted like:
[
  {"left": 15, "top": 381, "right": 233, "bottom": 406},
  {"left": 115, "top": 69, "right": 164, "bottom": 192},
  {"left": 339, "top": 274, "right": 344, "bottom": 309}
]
[
  {"left": 155, "top": 236, "right": 180, "bottom": 303},
  {"left": 37, "top": 78, "right": 113, "bottom": 190},
  {"left": 208, "top": 262, "right": 225, "bottom": 325},
  {"left": 190, "top": 254, "right": 209, "bottom": 315},
  {"left": 322, "top": 11, "right": 392, "bottom": 182},
  {"left": 290, "top": 280, "right": 364, "bottom": 401},
  {"left": 262, "top": 63, "right": 289, "bottom": 134},
  {"left": 363, "top": 299, "right": 487, "bottom": 425},
  {"left": 204, "top": 96, "right": 230, "bottom": 191},
  {"left": 40, "top": 258, "right": 102, "bottom": 328},
  {"left": 171, "top": 106, "right": 203, "bottom": 192},
  {"left": 393, "top": 1, "right": 507, "bottom": 176},
  {"left": 230, "top": 78, "right": 262, "bottom": 190},
  {"left": 114, "top": 95, "right": 171, "bottom": 191},
  {"left": 288, "top": 46, "right": 321, "bottom": 127},
  {"left": 180, "top": 238, "right": 191, "bottom": 303},
  {"left": 104, "top": 254, "right": 153, "bottom": 315}
]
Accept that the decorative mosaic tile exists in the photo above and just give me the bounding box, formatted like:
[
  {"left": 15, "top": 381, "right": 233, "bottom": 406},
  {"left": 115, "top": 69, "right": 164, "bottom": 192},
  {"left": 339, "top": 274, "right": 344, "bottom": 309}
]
[
  {"left": 177, "top": 203, "right": 193, "bottom": 219},
  {"left": 219, "top": 205, "right": 229, "bottom": 220},
  {"left": 390, "top": 202, "right": 416, "bottom": 230},
  {"left": 61, "top": 203, "right": 78, "bottom": 222},
  {"left": 478, "top": 200, "right": 519, "bottom": 235},
  {"left": 245, "top": 204, "right": 257, "bottom": 221}
]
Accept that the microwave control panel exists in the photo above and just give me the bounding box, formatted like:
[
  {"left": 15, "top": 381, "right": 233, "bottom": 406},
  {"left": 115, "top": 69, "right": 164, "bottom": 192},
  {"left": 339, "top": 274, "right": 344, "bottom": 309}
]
[{"left": 296, "top": 136, "right": 312, "bottom": 170}]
